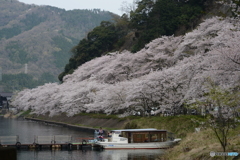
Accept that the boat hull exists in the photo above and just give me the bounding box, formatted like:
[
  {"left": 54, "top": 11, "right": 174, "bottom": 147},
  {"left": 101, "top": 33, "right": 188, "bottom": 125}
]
[{"left": 93, "top": 141, "right": 175, "bottom": 149}]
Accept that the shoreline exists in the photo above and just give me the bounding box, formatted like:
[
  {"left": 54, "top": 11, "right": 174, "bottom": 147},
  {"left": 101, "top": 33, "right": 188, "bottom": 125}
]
[
  {"left": 24, "top": 117, "right": 96, "bottom": 133},
  {"left": 3, "top": 111, "right": 128, "bottom": 133},
  {"left": 4, "top": 112, "right": 240, "bottom": 159}
]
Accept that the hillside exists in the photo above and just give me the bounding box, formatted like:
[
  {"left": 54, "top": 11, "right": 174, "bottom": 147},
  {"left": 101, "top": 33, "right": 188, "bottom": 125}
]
[
  {"left": 11, "top": 15, "right": 240, "bottom": 117},
  {"left": 58, "top": 0, "right": 239, "bottom": 83},
  {"left": 0, "top": 0, "right": 113, "bottom": 91},
  {"left": 58, "top": 0, "right": 212, "bottom": 81}
]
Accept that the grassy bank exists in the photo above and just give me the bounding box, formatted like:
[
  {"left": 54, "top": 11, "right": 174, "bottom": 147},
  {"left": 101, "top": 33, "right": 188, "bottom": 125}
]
[
  {"left": 161, "top": 126, "right": 240, "bottom": 160},
  {"left": 20, "top": 111, "right": 240, "bottom": 159}
]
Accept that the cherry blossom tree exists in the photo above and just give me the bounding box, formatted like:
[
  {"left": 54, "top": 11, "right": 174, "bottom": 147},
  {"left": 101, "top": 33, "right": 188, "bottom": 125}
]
[{"left": 11, "top": 16, "right": 240, "bottom": 118}]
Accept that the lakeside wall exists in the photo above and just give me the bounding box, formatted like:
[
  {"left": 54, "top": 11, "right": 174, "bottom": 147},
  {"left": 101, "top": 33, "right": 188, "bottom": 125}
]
[
  {"left": 23, "top": 114, "right": 127, "bottom": 132},
  {"left": 24, "top": 117, "right": 96, "bottom": 133}
]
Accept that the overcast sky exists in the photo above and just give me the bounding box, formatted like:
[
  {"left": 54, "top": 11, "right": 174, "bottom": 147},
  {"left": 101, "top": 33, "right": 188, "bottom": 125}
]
[{"left": 18, "top": 0, "right": 132, "bottom": 15}]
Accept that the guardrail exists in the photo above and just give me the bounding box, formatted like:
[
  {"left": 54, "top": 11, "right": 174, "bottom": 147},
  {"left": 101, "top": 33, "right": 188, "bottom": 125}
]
[
  {"left": 34, "top": 135, "right": 72, "bottom": 144},
  {"left": 0, "top": 135, "right": 94, "bottom": 150},
  {"left": 0, "top": 136, "right": 19, "bottom": 145}
]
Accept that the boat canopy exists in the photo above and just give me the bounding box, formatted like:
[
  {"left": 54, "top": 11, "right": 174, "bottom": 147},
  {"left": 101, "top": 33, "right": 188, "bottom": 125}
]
[{"left": 109, "top": 128, "right": 168, "bottom": 143}]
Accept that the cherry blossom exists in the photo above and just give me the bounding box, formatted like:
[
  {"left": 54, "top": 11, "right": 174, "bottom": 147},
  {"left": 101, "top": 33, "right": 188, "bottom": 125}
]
[{"left": 11, "top": 16, "right": 240, "bottom": 117}]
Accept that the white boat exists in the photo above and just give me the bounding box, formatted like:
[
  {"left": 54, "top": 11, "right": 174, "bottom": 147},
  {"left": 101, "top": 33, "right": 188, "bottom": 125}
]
[{"left": 93, "top": 128, "right": 181, "bottom": 149}]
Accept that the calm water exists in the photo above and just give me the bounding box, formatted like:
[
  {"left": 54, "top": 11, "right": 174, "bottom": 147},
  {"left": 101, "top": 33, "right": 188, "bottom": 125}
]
[{"left": 0, "top": 116, "right": 164, "bottom": 160}]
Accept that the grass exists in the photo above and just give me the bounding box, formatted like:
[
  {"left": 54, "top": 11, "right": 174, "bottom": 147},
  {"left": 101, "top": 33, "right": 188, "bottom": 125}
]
[
  {"left": 73, "top": 112, "right": 122, "bottom": 120},
  {"left": 160, "top": 126, "right": 240, "bottom": 160},
  {"left": 19, "top": 110, "right": 32, "bottom": 117},
  {"left": 74, "top": 112, "right": 142, "bottom": 121},
  {"left": 158, "top": 125, "right": 240, "bottom": 160}
]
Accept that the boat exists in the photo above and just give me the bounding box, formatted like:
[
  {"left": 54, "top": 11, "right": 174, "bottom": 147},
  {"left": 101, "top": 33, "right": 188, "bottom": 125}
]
[{"left": 93, "top": 128, "right": 181, "bottom": 149}]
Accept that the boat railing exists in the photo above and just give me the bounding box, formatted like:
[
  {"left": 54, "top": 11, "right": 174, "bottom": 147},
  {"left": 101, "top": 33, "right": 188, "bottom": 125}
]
[
  {"left": 34, "top": 135, "right": 54, "bottom": 144},
  {"left": 34, "top": 135, "right": 73, "bottom": 144},
  {"left": 54, "top": 135, "right": 72, "bottom": 144},
  {"left": 0, "top": 135, "right": 19, "bottom": 145}
]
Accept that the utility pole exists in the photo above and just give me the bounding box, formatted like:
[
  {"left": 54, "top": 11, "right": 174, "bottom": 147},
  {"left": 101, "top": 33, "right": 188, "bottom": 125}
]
[
  {"left": 0, "top": 67, "right": 2, "bottom": 81},
  {"left": 24, "top": 64, "right": 28, "bottom": 74}
]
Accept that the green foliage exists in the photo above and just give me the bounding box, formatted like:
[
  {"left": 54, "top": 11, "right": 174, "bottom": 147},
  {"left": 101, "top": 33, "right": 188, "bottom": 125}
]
[
  {"left": 5, "top": 41, "right": 30, "bottom": 64},
  {"left": 20, "top": 13, "right": 47, "bottom": 31},
  {"left": 38, "top": 72, "right": 56, "bottom": 84},
  {"left": 0, "top": 73, "right": 57, "bottom": 92},
  {"left": 52, "top": 36, "right": 78, "bottom": 69},
  {"left": 0, "top": 1, "right": 114, "bottom": 85},
  {"left": 129, "top": 0, "right": 207, "bottom": 52},
  {"left": 124, "top": 121, "right": 139, "bottom": 129},
  {"left": 197, "top": 80, "right": 240, "bottom": 153},
  {"left": 0, "top": 73, "right": 37, "bottom": 91},
  {"left": 61, "top": 9, "right": 112, "bottom": 28},
  {"left": 20, "top": 110, "right": 32, "bottom": 117},
  {"left": 205, "top": 79, "right": 240, "bottom": 109},
  {"left": 59, "top": 21, "right": 126, "bottom": 81},
  {"left": 74, "top": 112, "right": 124, "bottom": 120},
  {"left": 0, "top": 13, "right": 46, "bottom": 40},
  {"left": 0, "top": 25, "right": 22, "bottom": 40}
]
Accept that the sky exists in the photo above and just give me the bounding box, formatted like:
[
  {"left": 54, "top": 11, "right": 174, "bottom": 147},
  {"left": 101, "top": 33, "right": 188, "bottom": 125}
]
[{"left": 18, "top": 0, "right": 132, "bottom": 15}]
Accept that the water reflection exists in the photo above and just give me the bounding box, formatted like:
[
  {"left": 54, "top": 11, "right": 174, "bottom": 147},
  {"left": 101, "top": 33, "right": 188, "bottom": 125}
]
[
  {"left": 100, "top": 149, "right": 164, "bottom": 160},
  {"left": 0, "top": 117, "right": 164, "bottom": 160},
  {"left": 17, "top": 149, "right": 164, "bottom": 160},
  {"left": 0, "top": 117, "right": 91, "bottom": 143}
]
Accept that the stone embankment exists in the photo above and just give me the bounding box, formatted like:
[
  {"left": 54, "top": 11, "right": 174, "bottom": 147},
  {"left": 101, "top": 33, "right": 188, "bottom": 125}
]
[{"left": 23, "top": 114, "right": 127, "bottom": 132}]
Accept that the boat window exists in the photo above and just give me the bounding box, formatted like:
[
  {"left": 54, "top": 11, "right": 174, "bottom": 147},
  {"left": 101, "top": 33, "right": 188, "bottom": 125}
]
[
  {"left": 133, "top": 134, "right": 146, "bottom": 143},
  {"left": 149, "top": 133, "right": 159, "bottom": 142},
  {"left": 149, "top": 132, "right": 167, "bottom": 142},
  {"left": 122, "top": 131, "right": 167, "bottom": 143}
]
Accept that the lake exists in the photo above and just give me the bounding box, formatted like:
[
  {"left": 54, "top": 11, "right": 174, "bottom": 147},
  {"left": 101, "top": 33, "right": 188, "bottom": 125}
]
[{"left": 0, "top": 116, "right": 164, "bottom": 160}]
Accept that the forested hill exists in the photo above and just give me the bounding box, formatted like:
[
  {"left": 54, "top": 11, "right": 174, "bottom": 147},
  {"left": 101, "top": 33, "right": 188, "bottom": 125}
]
[
  {"left": 12, "top": 1, "right": 240, "bottom": 117},
  {"left": 0, "top": 0, "right": 113, "bottom": 91},
  {"left": 58, "top": 0, "right": 236, "bottom": 81}
]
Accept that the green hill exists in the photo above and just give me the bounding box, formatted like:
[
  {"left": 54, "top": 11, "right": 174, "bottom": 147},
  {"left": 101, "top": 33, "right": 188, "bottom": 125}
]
[{"left": 0, "top": 0, "right": 113, "bottom": 92}]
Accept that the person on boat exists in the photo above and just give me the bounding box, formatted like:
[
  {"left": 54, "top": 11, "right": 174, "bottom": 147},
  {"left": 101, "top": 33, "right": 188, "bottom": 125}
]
[
  {"left": 107, "top": 131, "right": 112, "bottom": 142},
  {"left": 97, "top": 127, "right": 104, "bottom": 141},
  {"left": 98, "top": 127, "right": 104, "bottom": 135},
  {"left": 107, "top": 131, "right": 112, "bottom": 137}
]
